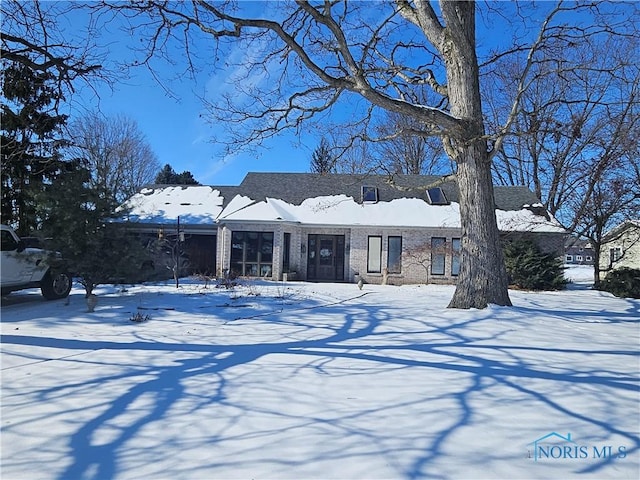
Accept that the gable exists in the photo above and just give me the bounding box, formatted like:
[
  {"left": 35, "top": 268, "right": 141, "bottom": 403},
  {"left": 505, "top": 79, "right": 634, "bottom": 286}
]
[{"left": 602, "top": 220, "right": 640, "bottom": 244}]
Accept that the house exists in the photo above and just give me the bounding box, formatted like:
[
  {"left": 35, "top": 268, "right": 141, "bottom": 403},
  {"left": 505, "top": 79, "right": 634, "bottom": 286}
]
[
  {"left": 564, "top": 237, "right": 594, "bottom": 265},
  {"left": 122, "top": 173, "right": 566, "bottom": 285},
  {"left": 599, "top": 220, "right": 640, "bottom": 274}
]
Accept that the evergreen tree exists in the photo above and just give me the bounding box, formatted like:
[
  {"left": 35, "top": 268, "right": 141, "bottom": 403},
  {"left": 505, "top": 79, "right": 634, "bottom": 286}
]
[
  {"left": 154, "top": 163, "right": 200, "bottom": 184},
  {"left": 1, "top": 0, "right": 101, "bottom": 234},
  {"left": 175, "top": 170, "right": 200, "bottom": 185},
  {"left": 310, "top": 138, "right": 337, "bottom": 175},
  {"left": 600, "top": 268, "right": 640, "bottom": 299},
  {"left": 155, "top": 164, "right": 177, "bottom": 184},
  {"left": 38, "top": 161, "right": 152, "bottom": 297},
  {"left": 1, "top": 61, "right": 69, "bottom": 234},
  {"left": 503, "top": 238, "right": 567, "bottom": 291}
]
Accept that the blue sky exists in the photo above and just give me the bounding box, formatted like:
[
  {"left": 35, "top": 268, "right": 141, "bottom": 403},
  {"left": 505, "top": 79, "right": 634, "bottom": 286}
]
[
  {"left": 60, "top": 2, "right": 525, "bottom": 187},
  {"left": 60, "top": 1, "right": 623, "bottom": 187},
  {"left": 62, "top": 3, "right": 319, "bottom": 186},
  {"left": 73, "top": 66, "right": 312, "bottom": 186}
]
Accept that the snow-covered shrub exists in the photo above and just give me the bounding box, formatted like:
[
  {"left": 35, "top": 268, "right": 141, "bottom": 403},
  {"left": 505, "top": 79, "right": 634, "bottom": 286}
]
[
  {"left": 600, "top": 268, "right": 640, "bottom": 299},
  {"left": 503, "top": 239, "right": 567, "bottom": 291}
]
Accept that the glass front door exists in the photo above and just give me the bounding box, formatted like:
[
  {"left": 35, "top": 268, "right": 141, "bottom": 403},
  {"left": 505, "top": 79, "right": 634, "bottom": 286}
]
[
  {"left": 307, "top": 234, "right": 345, "bottom": 281},
  {"left": 317, "top": 236, "right": 336, "bottom": 280}
]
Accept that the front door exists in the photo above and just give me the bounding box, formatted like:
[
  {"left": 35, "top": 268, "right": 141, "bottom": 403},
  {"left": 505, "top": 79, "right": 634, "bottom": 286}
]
[
  {"left": 307, "top": 234, "right": 345, "bottom": 281},
  {"left": 317, "top": 236, "right": 337, "bottom": 280}
]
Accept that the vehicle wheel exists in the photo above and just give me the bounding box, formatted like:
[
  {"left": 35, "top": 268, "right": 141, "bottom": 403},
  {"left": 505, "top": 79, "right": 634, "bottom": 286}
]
[{"left": 41, "top": 270, "right": 72, "bottom": 300}]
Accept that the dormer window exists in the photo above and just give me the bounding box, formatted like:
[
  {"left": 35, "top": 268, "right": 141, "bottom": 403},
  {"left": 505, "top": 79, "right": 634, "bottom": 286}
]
[
  {"left": 361, "top": 186, "right": 378, "bottom": 203},
  {"left": 426, "top": 187, "right": 448, "bottom": 205}
]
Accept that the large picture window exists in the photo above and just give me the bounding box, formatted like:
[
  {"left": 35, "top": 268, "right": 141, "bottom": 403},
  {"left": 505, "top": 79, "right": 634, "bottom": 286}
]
[
  {"left": 367, "top": 236, "right": 382, "bottom": 273},
  {"left": 452, "top": 238, "right": 461, "bottom": 276},
  {"left": 431, "top": 237, "right": 446, "bottom": 275},
  {"left": 387, "top": 236, "right": 402, "bottom": 274},
  {"left": 231, "top": 231, "right": 273, "bottom": 277}
]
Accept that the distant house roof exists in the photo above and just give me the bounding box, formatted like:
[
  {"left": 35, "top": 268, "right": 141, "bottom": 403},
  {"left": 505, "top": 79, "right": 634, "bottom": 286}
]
[
  {"left": 602, "top": 219, "right": 640, "bottom": 242},
  {"left": 122, "top": 172, "right": 565, "bottom": 233},
  {"left": 565, "top": 236, "right": 593, "bottom": 249}
]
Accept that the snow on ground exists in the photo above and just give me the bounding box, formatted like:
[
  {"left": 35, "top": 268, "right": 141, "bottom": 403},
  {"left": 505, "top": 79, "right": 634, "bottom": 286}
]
[
  {"left": 564, "top": 264, "right": 595, "bottom": 284},
  {"left": 1, "top": 277, "right": 638, "bottom": 480}
]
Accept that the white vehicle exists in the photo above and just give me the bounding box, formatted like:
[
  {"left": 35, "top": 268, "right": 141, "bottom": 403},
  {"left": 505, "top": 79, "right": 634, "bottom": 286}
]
[{"left": 1, "top": 224, "right": 72, "bottom": 300}]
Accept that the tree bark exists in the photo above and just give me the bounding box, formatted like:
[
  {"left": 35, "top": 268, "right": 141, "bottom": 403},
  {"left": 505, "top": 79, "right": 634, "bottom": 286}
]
[
  {"left": 592, "top": 244, "right": 602, "bottom": 289},
  {"left": 439, "top": 1, "right": 512, "bottom": 308},
  {"left": 449, "top": 148, "right": 512, "bottom": 308}
]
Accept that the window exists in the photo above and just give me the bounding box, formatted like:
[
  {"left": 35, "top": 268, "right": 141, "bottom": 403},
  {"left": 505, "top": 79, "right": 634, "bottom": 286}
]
[
  {"left": 426, "top": 187, "right": 449, "bottom": 205},
  {"left": 282, "top": 233, "right": 291, "bottom": 273},
  {"left": 585, "top": 256, "right": 592, "bottom": 262},
  {"left": 451, "top": 238, "right": 461, "bottom": 276},
  {"left": 565, "top": 255, "right": 573, "bottom": 262},
  {"left": 576, "top": 255, "right": 583, "bottom": 262},
  {"left": 1, "top": 230, "right": 18, "bottom": 251},
  {"left": 387, "top": 236, "right": 402, "bottom": 274},
  {"left": 362, "top": 186, "right": 378, "bottom": 203},
  {"left": 307, "top": 235, "right": 317, "bottom": 278},
  {"left": 610, "top": 247, "right": 622, "bottom": 263},
  {"left": 431, "top": 237, "right": 446, "bottom": 275},
  {"left": 367, "top": 236, "right": 382, "bottom": 273},
  {"left": 230, "top": 231, "right": 273, "bottom": 277}
]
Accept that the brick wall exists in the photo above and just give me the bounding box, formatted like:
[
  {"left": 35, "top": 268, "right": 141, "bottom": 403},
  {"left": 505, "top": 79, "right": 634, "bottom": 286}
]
[
  {"left": 349, "top": 227, "right": 462, "bottom": 285},
  {"left": 217, "top": 222, "right": 566, "bottom": 286}
]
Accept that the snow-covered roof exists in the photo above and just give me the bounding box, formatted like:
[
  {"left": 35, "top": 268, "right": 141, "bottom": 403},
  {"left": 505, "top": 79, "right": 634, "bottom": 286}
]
[
  {"left": 219, "top": 195, "right": 461, "bottom": 227},
  {"left": 122, "top": 186, "right": 224, "bottom": 225},
  {"left": 495, "top": 208, "right": 565, "bottom": 233},
  {"left": 121, "top": 173, "right": 566, "bottom": 233},
  {"left": 216, "top": 194, "right": 565, "bottom": 232},
  {"left": 602, "top": 219, "right": 640, "bottom": 242}
]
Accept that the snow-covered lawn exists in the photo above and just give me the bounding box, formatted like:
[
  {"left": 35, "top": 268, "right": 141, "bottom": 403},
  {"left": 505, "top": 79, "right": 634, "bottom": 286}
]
[{"left": 1, "top": 271, "right": 638, "bottom": 480}]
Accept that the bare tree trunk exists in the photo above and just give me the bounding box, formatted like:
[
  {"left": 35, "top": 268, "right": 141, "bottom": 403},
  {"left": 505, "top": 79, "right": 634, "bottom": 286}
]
[
  {"left": 439, "top": 1, "right": 511, "bottom": 308},
  {"left": 449, "top": 147, "right": 511, "bottom": 308},
  {"left": 592, "top": 245, "right": 602, "bottom": 289}
]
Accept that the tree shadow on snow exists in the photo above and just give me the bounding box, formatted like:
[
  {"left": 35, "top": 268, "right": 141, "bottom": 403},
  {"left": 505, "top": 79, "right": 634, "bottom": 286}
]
[{"left": 1, "top": 290, "right": 639, "bottom": 480}]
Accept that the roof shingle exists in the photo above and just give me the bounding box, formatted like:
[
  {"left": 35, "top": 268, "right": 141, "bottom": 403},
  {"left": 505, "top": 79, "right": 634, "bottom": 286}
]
[{"left": 234, "top": 172, "right": 540, "bottom": 211}]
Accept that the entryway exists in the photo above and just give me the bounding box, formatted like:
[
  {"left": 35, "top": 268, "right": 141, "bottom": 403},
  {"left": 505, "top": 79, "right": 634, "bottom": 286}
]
[{"left": 307, "top": 234, "right": 345, "bottom": 281}]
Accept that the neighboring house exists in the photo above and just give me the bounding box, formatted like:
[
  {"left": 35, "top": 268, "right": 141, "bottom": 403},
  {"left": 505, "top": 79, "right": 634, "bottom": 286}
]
[
  {"left": 564, "top": 237, "right": 594, "bottom": 265},
  {"left": 122, "top": 173, "right": 566, "bottom": 285},
  {"left": 599, "top": 220, "right": 640, "bottom": 274}
]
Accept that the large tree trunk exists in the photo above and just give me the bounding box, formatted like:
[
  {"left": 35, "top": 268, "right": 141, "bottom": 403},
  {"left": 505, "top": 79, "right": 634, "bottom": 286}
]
[
  {"left": 449, "top": 147, "right": 512, "bottom": 308},
  {"left": 592, "top": 243, "right": 603, "bottom": 289},
  {"left": 440, "top": 1, "right": 512, "bottom": 308}
]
